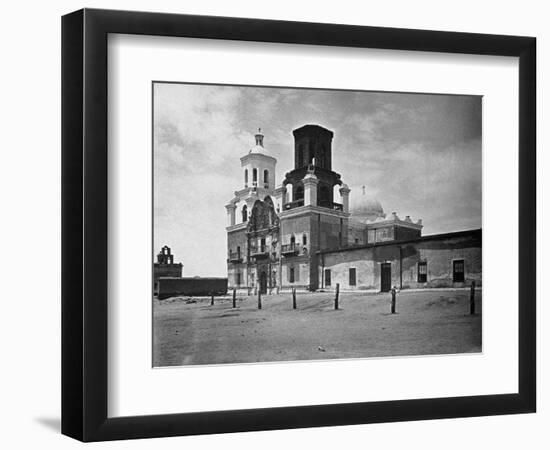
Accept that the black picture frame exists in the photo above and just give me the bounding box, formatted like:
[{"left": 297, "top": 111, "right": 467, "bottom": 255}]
[{"left": 61, "top": 8, "right": 536, "bottom": 442}]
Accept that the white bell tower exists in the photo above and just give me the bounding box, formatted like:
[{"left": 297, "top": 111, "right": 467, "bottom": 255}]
[
  {"left": 225, "top": 129, "right": 278, "bottom": 227},
  {"left": 240, "top": 129, "right": 277, "bottom": 191}
]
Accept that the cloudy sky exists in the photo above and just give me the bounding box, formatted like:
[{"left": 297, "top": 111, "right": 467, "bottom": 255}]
[{"left": 154, "top": 83, "right": 481, "bottom": 277}]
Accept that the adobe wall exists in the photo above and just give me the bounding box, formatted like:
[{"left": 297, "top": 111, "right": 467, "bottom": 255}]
[
  {"left": 156, "top": 277, "right": 228, "bottom": 299},
  {"left": 280, "top": 256, "right": 310, "bottom": 291},
  {"left": 227, "top": 263, "right": 248, "bottom": 290},
  {"left": 319, "top": 230, "right": 481, "bottom": 291},
  {"left": 227, "top": 227, "right": 248, "bottom": 256},
  {"left": 153, "top": 264, "right": 182, "bottom": 283}
]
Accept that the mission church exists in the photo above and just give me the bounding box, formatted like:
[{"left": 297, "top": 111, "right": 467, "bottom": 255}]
[{"left": 225, "top": 125, "right": 481, "bottom": 294}]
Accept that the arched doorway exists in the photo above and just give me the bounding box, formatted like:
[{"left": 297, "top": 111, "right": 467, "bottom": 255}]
[
  {"left": 259, "top": 271, "right": 268, "bottom": 295},
  {"left": 318, "top": 184, "right": 331, "bottom": 207}
]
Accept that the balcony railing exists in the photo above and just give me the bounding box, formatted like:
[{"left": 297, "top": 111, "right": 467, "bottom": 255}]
[
  {"left": 281, "top": 243, "right": 300, "bottom": 256},
  {"left": 284, "top": 200, "right": 343, "bottom": 211},
  {"left": 250, "top": 245, "right": 269, "bottom": 258},
  {"left": 284, "top": 199, "right": 304, "bottom": 210},
  {"left": 228, "top": 251, "right": 242, "bottom": 263},
  {"left": 318, "top": 201, "right": 343, "bottom": 211}
]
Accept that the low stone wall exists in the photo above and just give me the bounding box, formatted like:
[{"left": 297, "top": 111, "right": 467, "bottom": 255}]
[{"left": 156, "top": 277, "right": 228, "bottom": 300}]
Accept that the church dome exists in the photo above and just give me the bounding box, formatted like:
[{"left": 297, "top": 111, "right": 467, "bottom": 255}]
[
  {"left": 350, "top": 186, "right": 386, "bottom": 223},
  {"left": 249, "top": 144, "right": 270, "bottom": 155},
  {"left": 248, "top": 129, "right": 270, "bottom": 156}
]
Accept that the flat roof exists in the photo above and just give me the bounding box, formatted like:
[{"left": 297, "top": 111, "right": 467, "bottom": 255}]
[
  {"left": 317, "top": 228, "right": 482, "bottom": 255},
  {"left": 157, "top": 277, "right": 228, "bottom": 281}
]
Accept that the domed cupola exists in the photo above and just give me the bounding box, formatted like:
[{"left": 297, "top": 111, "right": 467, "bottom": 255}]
[
  {"left": 239, "top": 128, "right": 277, "bottom": 191},
  {"left": 248, "top": 129, "right": 270, "bottom": 156},
  {"left": 351, "top": 186, "right": 386, "bottom": 223}
]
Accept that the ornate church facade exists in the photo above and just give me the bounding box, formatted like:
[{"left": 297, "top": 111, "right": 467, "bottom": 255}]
[{"left": 225, "top": 125, "right": 481, "bottom": 294}]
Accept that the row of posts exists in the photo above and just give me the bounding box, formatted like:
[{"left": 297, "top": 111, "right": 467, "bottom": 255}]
[
  {"left": 389, "top": 281, "right": 476, "bottom": 315},
  {"left": 210, "top": 280, "right": 476, "bottom": 314},
  {"left": 215, "top": 284, "right": 341, "bottom": 310}
]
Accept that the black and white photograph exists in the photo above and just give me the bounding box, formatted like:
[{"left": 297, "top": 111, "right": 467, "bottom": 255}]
[
  {"left": 152, "top": 83, "right": 482, "bottom": 367},
  {"left": 1, "top": 0, "right": 542, "bottom": 447}
]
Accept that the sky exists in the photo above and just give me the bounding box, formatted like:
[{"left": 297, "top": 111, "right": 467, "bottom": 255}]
[{"left": 154, "top": 83, "right": 482, "bottom": 277}]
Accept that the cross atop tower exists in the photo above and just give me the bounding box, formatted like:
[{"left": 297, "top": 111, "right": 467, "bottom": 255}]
[{"left": 255, "top": 128, "right": 264, "bottom": 147}]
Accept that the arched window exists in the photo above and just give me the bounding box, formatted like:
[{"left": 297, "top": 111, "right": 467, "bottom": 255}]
[
  {"left": 252, "top": 168, "right": 258, "bottom": 185},
  {"left": 302, "top": 234, "right": 307, "bottom": 246},
  {"left": 290, "top": 235, "right": 296, "bottom": 246},
  {"left": 286, "top": 184, "right": 293, "bottom": 202},
  {"left": 242, "top": 205, "right": 248, "bottom": 222},
  {"left": 298, "top": 145, "right": 304, "bottom": 167},
  {"left": 244, "top": 169, "right": 248, "bottom": 187},
  {"left": 263, "top": 169, "right": 269, "bottom": 188},
  {"left": 295, "top": 185, "right": 304, "bottom": 201}
]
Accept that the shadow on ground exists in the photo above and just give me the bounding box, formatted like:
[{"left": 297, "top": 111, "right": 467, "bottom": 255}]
[{"left": 35, "top": 417, "right": 60, "bottom": 433}]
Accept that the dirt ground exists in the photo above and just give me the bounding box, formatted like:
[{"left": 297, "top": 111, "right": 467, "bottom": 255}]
[{"left": 153, "top": 289, "right": 481, "bottom": 367}]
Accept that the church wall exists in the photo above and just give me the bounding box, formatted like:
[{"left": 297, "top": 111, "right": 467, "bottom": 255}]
[
  {"left": 348, "top": 222, "right": 367, "bottom": 246},
  {"left": 153, "top": 264, "right": 183, "bottom": 284},
  {"left": 394, "top": 226, "right": 422, "bottom": 241},
  {"left": 310, "top": 213, "right": 349, "bottom": 290},
  {"left": 398, "top": 234, "right": 482, "bottom": 289},
  {"left": 227, "top": 263, "right": 248, "bottom": 291},
  {"left": 227, "top": 228, "right": 248, "bottom": 291},
  {"left": 319, "top": 251, "right": 377, "bottom": 290},
  {"left": 317, "top": 213, "right": 346, "bottom": 250},
  {"left": 227, "top": 228, "right": 248, "bottom": 257},
  {"left": 280, "top": 214, "right": 311, "bottom": 247},
  {"left": 280, "top": 257, "right": 310, "bottom": 291},
  {"left": 279, "top": 215, "right": 312, "bottom": 290},
  {"left": 367, "top": 226, "right": 394, "bottom": 243},
  {"left": 319, "top": 230, "right": 481, "bottom": 291}
]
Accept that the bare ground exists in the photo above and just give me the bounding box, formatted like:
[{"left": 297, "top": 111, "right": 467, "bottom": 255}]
[{"left": 153, "top": 290, "right": 481, "bottom": 367}]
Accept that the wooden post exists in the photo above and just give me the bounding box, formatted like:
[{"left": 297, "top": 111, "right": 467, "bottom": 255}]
[
  {"left": 391, "top": 287, "right": 396, "bottom": 314},
  {"left": 210, "top": 292, "right": 214, "bottom": 306},
  {"left": 257, "top": 290, "right": 262, "bottom": 309},
  {"left": 232, "top": 288, "right": 236, "bottom": 308},
  {"left": 470, "top": 280, "right": 476, "bottom": 315},
  {"left": 334, "top": 283, "right": 340, "bottom": 310},
  {"left": 292, "top": 288, "right": 297, "bottom": 309}
]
